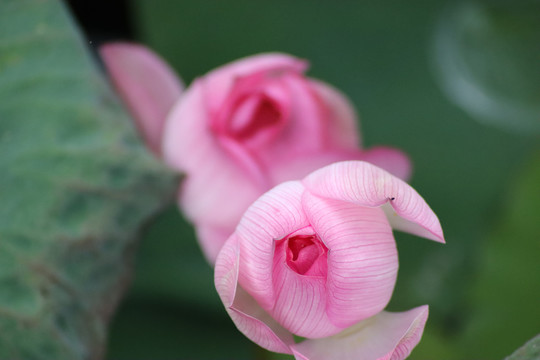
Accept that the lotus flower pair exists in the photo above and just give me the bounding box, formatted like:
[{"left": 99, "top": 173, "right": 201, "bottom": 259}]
[{"left": 101, "top": 43, "right": 444, "bottom": 359}]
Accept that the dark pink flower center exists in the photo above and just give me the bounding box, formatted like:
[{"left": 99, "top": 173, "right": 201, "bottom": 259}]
[
  {"left": 228, "top": 94, "right": 282, "bottom": 141},
  {"left": 286, "top": 234, "right": 328, "bottom": 276}
]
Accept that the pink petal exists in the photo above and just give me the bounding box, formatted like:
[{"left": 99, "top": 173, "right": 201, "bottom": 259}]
[
  {"left": 235, "top": 181, "right": 309, "bottom": 311},
  {"left": 195, "top": 224, "right": 232, "bottom": 264},
  {"left": 215, "top": 234, "right": 294, "bottom": 354},
  {"left": 269, "top": 227, "right": 342, "bottom": 338},
  {"left": 303, "top": 161, "right": 444, "bottom": 243},
  {"left": 210, "top": 70, "right": 291, "bottom": 140},
  {"left": 178, "top": 157, "right": 262, "bottom": 230},
  {"left": 161, "top": 79, "right": 216, "bottom": 171},
  {"left": 359, "top": 147, "right": 412, "bottom": 182},
  {"left": 163, "top": 80, "right": 266, "bottom": 236},
  {"left": 203, "top": 53, "right": 309, "bottom": 114},
  {"left": 214, "top": 70, "right": 329, "bottom": 164},
  {"left": 215, "top": 78, "right": 293, "bottom": 157},
  {"left": 100, "top": 43, "right": 184, "bottom": 155},
  {"left": 162, "top": 79, "right": 266, "bottom": 184},
  {"left": 302, "top": 192, "right": 398, "bottom": 328},
  {"left": 309, "top": 79, "right": 360, "bottom": 149},
  {"left": 292, "top": 305, "right": 429, "bottom": 360},
  {"left": 261, "top": 75, "right": 326, "bottom": 158}
]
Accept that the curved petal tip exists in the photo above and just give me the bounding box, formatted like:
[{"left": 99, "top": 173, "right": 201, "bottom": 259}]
[
  {"left": 292, "top": 305, "right": 429, "bottom": 360},
  {"left": 100, "top": 42, "right": 184, "bottom": 155},
  {"left": 215, "top": 235, "right": 294, "bottom": 354},
  {"left": 303, "top": 161, "right": 445, "bottom": 244}
]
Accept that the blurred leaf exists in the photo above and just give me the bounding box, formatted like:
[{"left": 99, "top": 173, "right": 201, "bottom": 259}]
[
  {"left": 0, "top": 0, "right": 176, "bottom": 358},
  {"left": 106, "top": 207, "right": 257, "bottom": 359},
  {"left": 410, "top": 149, "right": 540, "bottom": 360},
  {"left": 505, "top": 334, "right": 540, "bottom": 360},
  {"left": 128, "top": 207, "right": 220, "bottom": 309},
  {"left": 456, "top": 149, "right": 540, "bottom": 359},
  {"left": 107, "top": 298, "right": 255, "bottom": 360},
  {"left": 433, "top": 1, "right": 540, "bottom": 134}
]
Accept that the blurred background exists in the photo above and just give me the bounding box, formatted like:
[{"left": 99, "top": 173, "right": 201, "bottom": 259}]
[{"left": 66, "top": 0, "right": 540, "bottom": 359}]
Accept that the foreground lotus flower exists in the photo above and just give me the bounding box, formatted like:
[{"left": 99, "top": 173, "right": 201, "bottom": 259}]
[
  {"left": 101, "top": 44, "right": 411, "bottom": 263},
  {"left": 215, "top": 161, "right": 444, "bottom": 359}
]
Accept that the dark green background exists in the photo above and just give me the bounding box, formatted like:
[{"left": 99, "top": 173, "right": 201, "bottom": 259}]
[{"left": 98, "top": 1, "right": 539, "bottom": 359}]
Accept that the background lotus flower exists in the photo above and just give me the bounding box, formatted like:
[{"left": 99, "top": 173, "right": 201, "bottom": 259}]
[
  {"left": 215, "top": 161, "right": 444, "bottom": 359},
  {"left": 101, "top": 45, "right": 412, "bottom": 263}
]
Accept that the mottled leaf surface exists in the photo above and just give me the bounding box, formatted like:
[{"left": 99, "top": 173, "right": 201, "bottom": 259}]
[
  {"left": 506, "top": 335, "right": 540, "bottom": 360},
  {"left": 0, "top": 0, "right": 176, "bottom": 358}
]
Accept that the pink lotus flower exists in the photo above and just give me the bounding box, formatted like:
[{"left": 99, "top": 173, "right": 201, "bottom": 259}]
[
  {"left": 215, "top": 161, "right": 444, "bottom": 359},
  {"left": 100, "top": 44, "right": 411, "bottom": 263}
]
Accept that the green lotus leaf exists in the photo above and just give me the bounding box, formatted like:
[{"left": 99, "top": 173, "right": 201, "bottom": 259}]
[{"left": 0, "top": 0, "right": 176, "bottom": 358}]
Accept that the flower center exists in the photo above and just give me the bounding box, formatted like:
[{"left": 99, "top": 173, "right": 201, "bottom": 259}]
[
  {"left": 229, "top": 94, "right": 282, "bottom": 141},
  {"left": 286, "top": 234, "right": 327, "bottom": 276}
]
